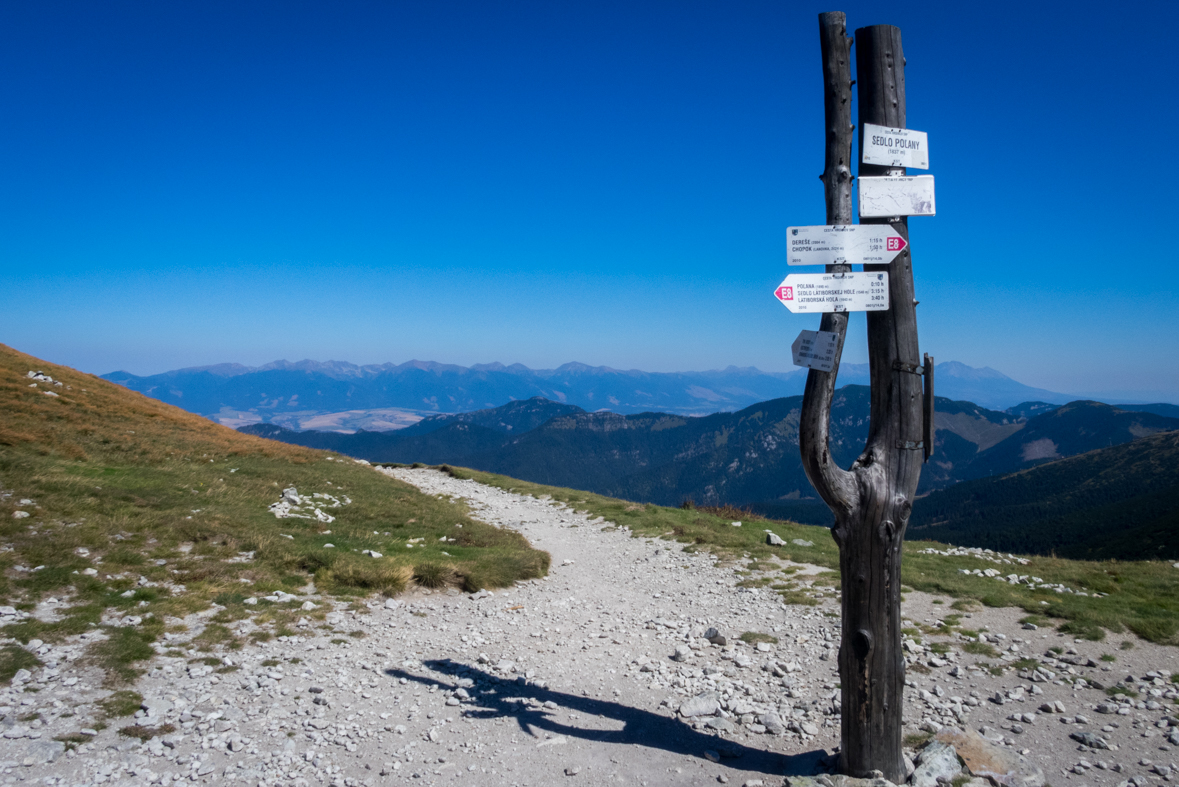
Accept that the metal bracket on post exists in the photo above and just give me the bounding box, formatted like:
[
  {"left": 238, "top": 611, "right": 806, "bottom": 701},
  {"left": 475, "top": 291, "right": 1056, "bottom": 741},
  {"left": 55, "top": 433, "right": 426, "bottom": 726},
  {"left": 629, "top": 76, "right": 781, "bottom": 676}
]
[
  {"left": 892, "top": 360, "right": 924, "bottom": 375},
  {"left": 923, "top": 353, "right": 935, "bottom": 462}
]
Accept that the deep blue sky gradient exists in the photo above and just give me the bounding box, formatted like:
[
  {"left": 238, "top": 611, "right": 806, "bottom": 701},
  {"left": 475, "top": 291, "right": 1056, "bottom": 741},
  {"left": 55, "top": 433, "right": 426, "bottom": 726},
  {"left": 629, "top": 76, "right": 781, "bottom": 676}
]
[{"left": 2, "top": 1, "right": 1177, "bottom": 402}]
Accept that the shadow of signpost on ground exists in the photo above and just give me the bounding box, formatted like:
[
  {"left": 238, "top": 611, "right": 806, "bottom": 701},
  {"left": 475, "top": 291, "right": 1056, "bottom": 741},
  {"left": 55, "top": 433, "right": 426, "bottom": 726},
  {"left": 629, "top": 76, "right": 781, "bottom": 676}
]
[{"left": 385, "top": 658, "right": 828, "bottom": 780}]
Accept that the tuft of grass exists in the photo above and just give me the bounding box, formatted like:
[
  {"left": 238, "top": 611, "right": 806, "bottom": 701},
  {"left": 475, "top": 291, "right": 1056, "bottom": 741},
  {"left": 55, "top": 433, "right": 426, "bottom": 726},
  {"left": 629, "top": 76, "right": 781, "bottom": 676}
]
[
  {"left": 962, "top": 642, "right": 1000, "bottom": 658},
  {"left": 739, "top": 631, "right": 779, "bottom": 645},
  {"left": 0, "top": 644, "right": 41, "bottom": 684},
  {"left": 1119, "top": 640, "right": 1135, "bottom": 650},
  {"left": 90, "top": 625, "right": 160, "bottom": 684},
  {"left": 1012, "top": 657, "right": 1039, "bottom": 671},
  {"left": 117, "top": 723, "right": 175, "bottom": 741},
  {"left": 98, "top": 690, "right": 143, "bottom": 718},
  {"left": 1105, "top": 685, "right": 1138, "bottom": 698},
  {"left": 1100, "top": 654, "right": 1116, "bottom": 662},
  {"left": 904, "top": 732, "right": 933, "bottom": 748},
  {"left": 1059, "top": 620, "right": 1105, "bottom": 641},
  {"left": 412, "top": 562, "right": 453, "bottom": 589}
]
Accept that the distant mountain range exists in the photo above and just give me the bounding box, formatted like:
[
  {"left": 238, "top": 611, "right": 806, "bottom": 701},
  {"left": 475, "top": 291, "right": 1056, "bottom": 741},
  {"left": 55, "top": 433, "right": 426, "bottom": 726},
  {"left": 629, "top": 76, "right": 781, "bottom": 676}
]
[
  {"left": 104, "top": 358, "right": 1099, "bottom": 428},
  {"left": 239, "top": 391, "right": 1179, "bottom": 538}
]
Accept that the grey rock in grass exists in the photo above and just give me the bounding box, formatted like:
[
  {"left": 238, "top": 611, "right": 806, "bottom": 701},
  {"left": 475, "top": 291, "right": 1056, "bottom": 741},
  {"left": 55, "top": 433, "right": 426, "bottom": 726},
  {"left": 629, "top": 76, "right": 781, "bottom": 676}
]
[
  {"left": 792, "top": 539, "right": 814, "bottom": 547},
  {"left": 766, "top": 532, "right": 786, "bottom": 546}
]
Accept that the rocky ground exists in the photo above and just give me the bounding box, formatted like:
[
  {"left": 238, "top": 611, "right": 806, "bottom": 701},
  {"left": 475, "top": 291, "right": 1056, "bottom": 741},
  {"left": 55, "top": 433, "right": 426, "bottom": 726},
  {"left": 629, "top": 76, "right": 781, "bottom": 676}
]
[{"left": 3, "top": 467, "right": 1178, "bottom": 787}]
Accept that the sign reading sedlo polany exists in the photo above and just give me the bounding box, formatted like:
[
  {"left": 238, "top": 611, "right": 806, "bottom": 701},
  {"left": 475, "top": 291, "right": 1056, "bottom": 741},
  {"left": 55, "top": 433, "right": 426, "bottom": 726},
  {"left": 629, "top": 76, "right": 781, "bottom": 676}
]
[
  {"left": 862, "top": 123, "right": 929, "bottom": 169},
  {"left": 787, "top": 225, "right": 908, "bottom": 266}
]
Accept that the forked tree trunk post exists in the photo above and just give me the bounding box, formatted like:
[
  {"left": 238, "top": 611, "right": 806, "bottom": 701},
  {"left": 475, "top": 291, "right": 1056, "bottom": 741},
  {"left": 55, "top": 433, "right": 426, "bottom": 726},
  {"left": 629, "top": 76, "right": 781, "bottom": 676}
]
[{"left": 799, "top": 16, "right": 924, "bottom": 781}]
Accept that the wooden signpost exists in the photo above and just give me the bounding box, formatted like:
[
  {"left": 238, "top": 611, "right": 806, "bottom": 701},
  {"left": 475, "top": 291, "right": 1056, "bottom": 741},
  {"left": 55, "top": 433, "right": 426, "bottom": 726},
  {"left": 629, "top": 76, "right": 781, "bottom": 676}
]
[{"left": 792, "top": 12, "right": 936, "bottom": 780}]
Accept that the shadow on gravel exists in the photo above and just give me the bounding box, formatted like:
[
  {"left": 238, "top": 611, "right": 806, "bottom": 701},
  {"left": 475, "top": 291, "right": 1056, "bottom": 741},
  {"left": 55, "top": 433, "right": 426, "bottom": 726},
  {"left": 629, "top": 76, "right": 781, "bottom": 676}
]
[{"left": 386, "top": 659, "right": 827, "bottom": 780}]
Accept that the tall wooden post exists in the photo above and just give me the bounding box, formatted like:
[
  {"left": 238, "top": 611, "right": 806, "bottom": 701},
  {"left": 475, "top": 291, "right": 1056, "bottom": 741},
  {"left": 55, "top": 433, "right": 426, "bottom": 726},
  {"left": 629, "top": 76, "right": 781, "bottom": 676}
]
[{"left": 799, "top": 17, "right": 922, "bottom": 782}]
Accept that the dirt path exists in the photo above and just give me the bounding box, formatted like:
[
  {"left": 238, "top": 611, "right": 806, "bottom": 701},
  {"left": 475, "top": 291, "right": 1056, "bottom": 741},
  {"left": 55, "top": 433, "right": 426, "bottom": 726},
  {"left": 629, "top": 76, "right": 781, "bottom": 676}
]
[{"left": 5, "top": 468, "right": 1178, "bottom": 787}]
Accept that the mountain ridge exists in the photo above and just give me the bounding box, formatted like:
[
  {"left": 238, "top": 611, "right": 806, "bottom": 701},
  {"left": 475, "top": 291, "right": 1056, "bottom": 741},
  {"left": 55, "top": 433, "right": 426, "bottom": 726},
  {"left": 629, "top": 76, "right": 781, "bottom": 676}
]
[{"left": 104, "top": 358, "right": 1109, "bottom": 428}]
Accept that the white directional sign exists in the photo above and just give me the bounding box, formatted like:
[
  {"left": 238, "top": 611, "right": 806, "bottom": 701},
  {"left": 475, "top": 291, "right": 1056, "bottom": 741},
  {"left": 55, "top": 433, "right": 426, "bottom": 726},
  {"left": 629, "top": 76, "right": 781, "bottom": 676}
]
[
  {"left": 787, "top": 225, "right": 908, "bottom": 266},
  {"left": 863, "top": 123, "right": 929, "bottom": 169},
  {"left": 859, "top": 175, "right": 936, "bottom": 218},
  {"left": 774, "top": 272, "right": 890, "bottom": 314},
  {"left": 791, "top": 330, "right": 840, "bottom": 372}
]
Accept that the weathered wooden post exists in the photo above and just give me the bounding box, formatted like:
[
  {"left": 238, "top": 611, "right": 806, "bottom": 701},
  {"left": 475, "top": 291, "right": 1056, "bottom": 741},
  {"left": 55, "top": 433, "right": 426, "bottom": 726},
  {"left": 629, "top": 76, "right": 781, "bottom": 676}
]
[{"left": 797, "top": 14, "right": 926, "bottom": 781}]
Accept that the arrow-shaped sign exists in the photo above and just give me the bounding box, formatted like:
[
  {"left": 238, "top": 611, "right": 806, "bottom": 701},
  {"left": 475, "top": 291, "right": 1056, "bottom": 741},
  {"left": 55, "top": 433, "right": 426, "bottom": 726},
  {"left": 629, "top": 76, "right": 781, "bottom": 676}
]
[
  {"left": 774, "top": 271, "right": 890, "bottom": 314},
  {"left": 787, "top": 225, "right": 908, "bottom": 266}
]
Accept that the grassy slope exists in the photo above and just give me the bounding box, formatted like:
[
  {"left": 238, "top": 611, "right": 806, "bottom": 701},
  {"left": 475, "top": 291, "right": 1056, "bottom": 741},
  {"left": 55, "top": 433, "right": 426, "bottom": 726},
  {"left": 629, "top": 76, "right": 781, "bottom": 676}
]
[
  {"left": 0, "top": 344, "right": 548, "bottom": 681},
  {"left": 434, "top": 465, "right": 1179, "bottom": 645}
]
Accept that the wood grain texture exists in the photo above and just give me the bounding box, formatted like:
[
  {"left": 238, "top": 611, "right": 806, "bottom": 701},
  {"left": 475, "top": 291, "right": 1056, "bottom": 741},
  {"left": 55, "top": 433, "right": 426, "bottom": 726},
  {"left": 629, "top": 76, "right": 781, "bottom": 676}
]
[
  {"left": 799, "top": 19, "right": 924, "bottom": 781},
  {"left": 799, "top": 12, "right": 857, "bottom": 520}
]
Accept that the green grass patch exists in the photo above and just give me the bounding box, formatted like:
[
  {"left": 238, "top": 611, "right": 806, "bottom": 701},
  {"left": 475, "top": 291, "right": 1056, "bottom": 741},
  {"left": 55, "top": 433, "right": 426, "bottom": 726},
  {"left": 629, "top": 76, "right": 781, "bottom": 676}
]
[
  {"left": 904, "top": 732, "right": 933, "bottom": 748},
  {"left": 1058, "top": 620, "right": 1105, "bottom": 641},
  {"left": 0, "top": 644, "right": 41, "bottom": 684},
  {"left": 98, "top": 690, "right": 142, "bottom": 718},
  {"left": 962, "top": 641, "right": 1000, "bottom": 658},
  {"left": 90, "top": 624, "right": 160, "bottom": 684},
  {"left": 739, "top": 631, "right": 779, "bottom": 645},
  {"left": 1106, "top": 685, "right": 1138, "bottom": 698},
  {"left": 1100, "top": 654, "right": 1116, "bottom": 662}
]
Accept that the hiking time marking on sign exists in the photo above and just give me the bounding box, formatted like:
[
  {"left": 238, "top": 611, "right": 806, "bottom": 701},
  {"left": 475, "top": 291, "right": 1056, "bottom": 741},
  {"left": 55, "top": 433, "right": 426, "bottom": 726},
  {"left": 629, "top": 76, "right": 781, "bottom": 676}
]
[
  {"left": 792, "top": 330, "right": 840, "bottom": 372},
  {"left": 774, "top": 272, "right": 890, "bottom": 314},
  {"left": 858, "top": 175, "right": 936, "bottom": 218},
  {"left": 787, "top": 224, "right": 908, "bottom": 266},
  {"left": 862, "top": 123, "right": 929, "bottom": 169}
]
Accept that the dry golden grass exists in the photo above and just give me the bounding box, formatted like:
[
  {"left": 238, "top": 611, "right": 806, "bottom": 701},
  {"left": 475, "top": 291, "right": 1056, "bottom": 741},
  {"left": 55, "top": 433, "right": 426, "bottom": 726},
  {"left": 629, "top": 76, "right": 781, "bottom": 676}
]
[{"left": 0, "top": 344, "right": 550, "bottom": 682}]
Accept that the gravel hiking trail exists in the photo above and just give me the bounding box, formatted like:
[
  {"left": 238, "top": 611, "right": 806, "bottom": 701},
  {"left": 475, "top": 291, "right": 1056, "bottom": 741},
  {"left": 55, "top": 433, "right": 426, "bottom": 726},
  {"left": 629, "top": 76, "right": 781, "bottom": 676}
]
[{"left": 5, "top": 467, "right": 1178, "bottom": 787}]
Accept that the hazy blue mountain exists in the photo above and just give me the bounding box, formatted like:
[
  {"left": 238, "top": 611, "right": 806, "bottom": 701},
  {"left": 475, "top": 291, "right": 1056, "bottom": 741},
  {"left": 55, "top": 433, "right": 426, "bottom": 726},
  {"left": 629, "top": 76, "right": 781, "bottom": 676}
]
[
  {"left": 395, "top": 397, "right": 586, "bottom": 437},
  {"left": 105, "top": 358, "right": 1088, "bottom": 424},
  {"left": 932, "top": 362, "right": 1073, "bottom": 409}
]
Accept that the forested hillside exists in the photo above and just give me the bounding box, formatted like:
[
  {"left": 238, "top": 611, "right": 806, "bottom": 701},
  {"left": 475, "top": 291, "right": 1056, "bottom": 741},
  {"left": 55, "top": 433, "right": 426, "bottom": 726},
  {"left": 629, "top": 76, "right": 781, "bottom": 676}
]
[{"left": 908, "top": 430, "right": 1179, "bottom": 559}]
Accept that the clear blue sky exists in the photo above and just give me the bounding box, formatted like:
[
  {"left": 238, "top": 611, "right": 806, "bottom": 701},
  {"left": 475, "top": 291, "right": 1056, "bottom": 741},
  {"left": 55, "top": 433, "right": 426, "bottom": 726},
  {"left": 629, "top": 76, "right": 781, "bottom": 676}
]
[{"left": 2, "top": 1, "right": 1176, "bottom": 402}]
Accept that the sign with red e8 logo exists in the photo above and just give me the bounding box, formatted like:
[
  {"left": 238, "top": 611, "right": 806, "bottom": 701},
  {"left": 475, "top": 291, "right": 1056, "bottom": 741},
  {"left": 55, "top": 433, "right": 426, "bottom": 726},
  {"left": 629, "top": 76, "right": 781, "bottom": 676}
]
[
  {"left": 774, "top": 272, "right": 890, "bottom": 314},
  {"left": 787, "top": 225, "right": 908, "bottom": 266}
]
